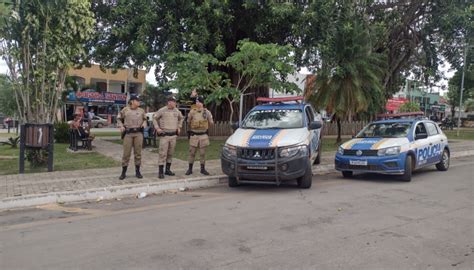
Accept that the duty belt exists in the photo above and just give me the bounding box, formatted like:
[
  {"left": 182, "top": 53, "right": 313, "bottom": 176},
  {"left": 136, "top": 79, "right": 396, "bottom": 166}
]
[
  {"left": 126, "top": 127, "right": 144, "bottom": 133},
  {"left": 158, "top": 131, "right": 177, "bottom": 137},
  {"left": 190, "top": 131, "right": 208, "bottom": 136}
]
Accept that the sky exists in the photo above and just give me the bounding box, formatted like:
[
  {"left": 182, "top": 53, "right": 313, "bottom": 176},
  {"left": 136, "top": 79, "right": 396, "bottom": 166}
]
[{"left": 0, "top": 59, "right": 455, "bottom": 95}]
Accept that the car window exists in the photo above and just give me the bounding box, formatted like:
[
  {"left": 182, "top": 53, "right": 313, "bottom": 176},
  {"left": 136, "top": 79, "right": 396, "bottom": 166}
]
[
  {"left": 415, "top": 123, "right": 427, "bottom": 135},
  {"left": 242, "top": 109, "right": 304, "bottom": 129},
  {"left": 356, "top": 122, "right": 411, "bottom": 138},
  {"left": 425, "top": 122, "right": 439, "bottom": 136}
]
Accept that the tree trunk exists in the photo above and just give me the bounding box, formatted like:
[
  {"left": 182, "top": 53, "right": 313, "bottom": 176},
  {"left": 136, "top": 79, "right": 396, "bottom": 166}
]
[{"left": 336, "top": 117, "right": 342, "bottom": 144}]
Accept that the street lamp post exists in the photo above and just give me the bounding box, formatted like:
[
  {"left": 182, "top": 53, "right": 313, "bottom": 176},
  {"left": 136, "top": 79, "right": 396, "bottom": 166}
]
[{"left": 457, "top": 44, "right": 469, "bottom": 136}]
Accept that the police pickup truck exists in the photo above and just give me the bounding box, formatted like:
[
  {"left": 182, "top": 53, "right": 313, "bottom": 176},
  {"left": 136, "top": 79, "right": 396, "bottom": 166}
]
[
  {"left": 335, "top": 117, "right": 450, "bottom": 181},
  {"left": 221, "top": 96, "right": 323, "bottom": 188}
]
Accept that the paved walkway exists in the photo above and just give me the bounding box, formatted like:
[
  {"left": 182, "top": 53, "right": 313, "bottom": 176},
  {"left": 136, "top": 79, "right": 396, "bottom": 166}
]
[{"left": 1, "top": 138, "right": 473, "bottom": 208}]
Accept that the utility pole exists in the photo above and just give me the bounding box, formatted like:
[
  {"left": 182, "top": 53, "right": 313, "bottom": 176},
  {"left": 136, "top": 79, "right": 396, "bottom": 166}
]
[{"left": 457, "top": 44, "right": 468, "bottom": 137}]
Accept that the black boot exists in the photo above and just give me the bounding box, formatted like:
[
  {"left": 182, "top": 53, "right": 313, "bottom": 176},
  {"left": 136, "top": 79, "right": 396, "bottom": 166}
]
[
  {"left": 158, "top": 165, "right": 164, "bottom": 179},
  {"left": 185, "top": 163, "right": 193, "bottom": 175},
  {"left": 200, "top": 164, "right": 210, "bottom": 175},
  {"left": 135, "top": 165, "right": 143, "bottom": 179},
  {"left": 165, "top": 163, "right": 175, "bottom": 176},
  {"left": 119, "top": 166, "right": 127, "bottom": 180}
]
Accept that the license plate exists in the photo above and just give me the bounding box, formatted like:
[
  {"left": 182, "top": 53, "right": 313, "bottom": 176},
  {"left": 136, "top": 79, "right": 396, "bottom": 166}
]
[
  {"left": 350, "top": 160, "right": 367, "bottom": 166},
  {"left": 247, "top": 166, "right": 268, "bottom": 170}
]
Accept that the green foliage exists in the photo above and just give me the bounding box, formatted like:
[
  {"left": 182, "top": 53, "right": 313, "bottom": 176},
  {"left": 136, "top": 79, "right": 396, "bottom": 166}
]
[
  {"left": 142, "top": 83, "right": 172, "bottom": 111},
  {"left": 310, "top": 12, "right": 386, "bottom": 122},
  {"left": 54, "top": 122, "right": 70, "bottom": 143},
  {"left": 26, "top": 148, "right": 48, "bottom": 167},
  {"left": 0, "top": 0, "right": 95, "bottom": 124},
  {"left": 0, "top": 74, "right": 17, "bottom": 116},
  {"left": 447, "top": 47, "right": 474, "bottom": 111},
  {"left": 0, "top": 136, "right": 20, "bottom": 148},
  {"left": 465, "top": 99, "right": 474, "bottom": 112},
  {"left": 399, "top": 102, "right": 421, "bottom": 113},
  {"left": 165, "top": 40, "right": 299, "bottom": 121}
]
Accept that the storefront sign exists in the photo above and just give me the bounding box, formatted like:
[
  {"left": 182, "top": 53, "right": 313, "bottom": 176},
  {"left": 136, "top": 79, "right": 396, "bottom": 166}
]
[
  {"left": 386, "top": 97, "right": 408, "bottom": 111},
  {"left": 67, "top": 91, "right": 127, "bottom": 105}
]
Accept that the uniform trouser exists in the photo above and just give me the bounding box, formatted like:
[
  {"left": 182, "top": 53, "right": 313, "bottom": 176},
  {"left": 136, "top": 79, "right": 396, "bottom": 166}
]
[
  {"left": 122, "top": 132, "right": 143, "bottom": 167},
  {"left": 188, "top": 134, "right": 209, "bottom": 165},
  {"left": 158, "top": 135, "right": 177, "bottom": 165}
]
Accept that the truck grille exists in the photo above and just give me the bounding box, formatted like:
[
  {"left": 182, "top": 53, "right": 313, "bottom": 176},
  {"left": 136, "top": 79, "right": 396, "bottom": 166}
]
[{"left": 238, "top": 148, "right": 275, "bottom": 160}]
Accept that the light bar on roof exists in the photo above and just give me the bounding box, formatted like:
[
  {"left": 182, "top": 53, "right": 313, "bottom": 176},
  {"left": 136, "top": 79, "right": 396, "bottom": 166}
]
[{"left": 256, "top": 96, "right": 304, "bottom": 103}]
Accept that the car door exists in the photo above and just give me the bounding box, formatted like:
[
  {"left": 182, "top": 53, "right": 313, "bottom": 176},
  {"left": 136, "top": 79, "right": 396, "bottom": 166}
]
[
  {"left": 413, "top": 122, "right": 431, "bottom": 168},
  {"left": 424, "top": 121, "right": 443, "bottom": 165},
  {"left": 305, "top": 106, "right": 319, "bottom": 160}
]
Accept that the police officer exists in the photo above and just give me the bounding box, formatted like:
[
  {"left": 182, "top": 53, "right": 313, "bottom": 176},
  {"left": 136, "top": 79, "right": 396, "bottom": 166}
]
[
  {"left": 153, "top": 96, "right": 184, "bottom": 178},
  {"left": 185, "top": 96, "right": 214, "bottom": 175},
  {"left": 117, "top": 95, "right": 147, "bottom": 180}
]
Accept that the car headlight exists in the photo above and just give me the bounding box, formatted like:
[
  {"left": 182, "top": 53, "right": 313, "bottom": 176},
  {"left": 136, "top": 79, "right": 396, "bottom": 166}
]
[
  {"left": 222, "top": 144, "right": 237, "bottom": 158},
  {"left": 279, "top": 145, "right": 307, "bottom": 158},
  {"left": 377, "top": 146, "right": 401, "bottom": 156},
  {"left": 337, "top": 146, "right": 344, "bottom": 155}
]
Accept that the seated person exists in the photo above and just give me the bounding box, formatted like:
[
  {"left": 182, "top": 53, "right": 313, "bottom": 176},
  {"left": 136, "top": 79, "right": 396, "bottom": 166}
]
[{"left": 70, "top": 114, "right": 94, "bottom": 140}]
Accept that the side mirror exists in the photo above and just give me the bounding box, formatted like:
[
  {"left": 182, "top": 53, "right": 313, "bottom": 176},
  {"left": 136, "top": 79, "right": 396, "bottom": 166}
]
[
  {"left": 415, "top": 133, "right": 428, "bottom": 140},
  {"left": 231, "top": 122, "right": 239, "bottom": 130},
  {"left": 309, "top": 121, "right": 322, "bottom": 130}
]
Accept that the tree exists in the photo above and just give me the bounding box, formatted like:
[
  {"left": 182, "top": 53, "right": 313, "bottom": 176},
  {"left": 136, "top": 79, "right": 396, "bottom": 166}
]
[
  {"left": 142, "top": 83, "right": 172, "bottom": 111},
  {"left": 0, "top": 74, "right": 17, "bottom": 116},
  {"left": 309, "top": 10, "right": 386, "bottom": 143},
  {"left": 165, "top": 40, "right": 300, "bottom": 122},
  {"left": 0, "top": 0, "right": 95, "bottom": 124},
  {"left": 399, "top": 102, "right": 421, "bottom": 113},
  {"left": 447, "top": 48, "right": 473, "bottom": 117}
]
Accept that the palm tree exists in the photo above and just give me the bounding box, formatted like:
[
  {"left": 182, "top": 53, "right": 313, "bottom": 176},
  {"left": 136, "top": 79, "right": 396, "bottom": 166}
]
[{"left": 309, "top": 17, "right": 386, "bottom": 143}]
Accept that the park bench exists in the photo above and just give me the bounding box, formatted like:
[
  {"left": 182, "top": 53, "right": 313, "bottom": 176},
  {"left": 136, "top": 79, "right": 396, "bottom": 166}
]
[{"left": 69, "top": 128, "right": 92, "bottom": 151}]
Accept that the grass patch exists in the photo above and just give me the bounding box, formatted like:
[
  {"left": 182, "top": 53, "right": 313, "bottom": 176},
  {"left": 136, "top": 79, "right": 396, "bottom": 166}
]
[
  {"left": 321, "top": 137, "right": 350, "bottom": 152},
  {"left": 0, "top": 143, "right": 119, "bottom": 175},
  {"left": 444, "top": 129, "right": 474, "bottom": 141},
  {"left": 0, "top": 133, "right": 19, "bottom": 138}
]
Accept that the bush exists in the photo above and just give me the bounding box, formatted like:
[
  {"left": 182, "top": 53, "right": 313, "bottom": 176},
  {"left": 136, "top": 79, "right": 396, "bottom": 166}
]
[
  {"left": 26, "top": 148, "right": 48, "bottom": 167},
  {"left": 399, "top": 102, "right": 421, "bottom": 112},
  {"left": 0, "top": 136, "right": 20, "bottom": 148},
  {"left": 54, "top": 122, "right": 70, "bottom": 143}
]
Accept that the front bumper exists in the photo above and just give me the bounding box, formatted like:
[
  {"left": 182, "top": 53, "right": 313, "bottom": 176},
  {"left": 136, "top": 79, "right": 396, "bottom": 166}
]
[
  {"left": 335, "top": 152, "right": 407, "bottom": 175},
  {"left": 221, "top": 154, "right": 309, "bottom": 184}
]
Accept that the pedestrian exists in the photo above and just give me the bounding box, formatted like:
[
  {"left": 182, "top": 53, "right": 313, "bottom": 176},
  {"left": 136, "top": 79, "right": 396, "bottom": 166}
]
[
  {"left": 185, "top": 96, "right": 214, "bottom": 175},
  {"left": 153, "top": 96, "right": 184, "bottom": 179},
  {"left": 117, "top": 95, "right": 147, "bottom": 180}
]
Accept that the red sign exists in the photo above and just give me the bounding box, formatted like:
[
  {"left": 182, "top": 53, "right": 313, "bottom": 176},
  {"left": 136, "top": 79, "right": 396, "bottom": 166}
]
[{"left": 386, "top": 97, "right": 408, "bottom": 111}]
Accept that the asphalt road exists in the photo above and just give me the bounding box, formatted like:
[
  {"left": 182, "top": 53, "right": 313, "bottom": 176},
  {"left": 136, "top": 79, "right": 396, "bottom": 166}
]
[{"left": 1, "top": 157, "right": 473, "bottom": 270}]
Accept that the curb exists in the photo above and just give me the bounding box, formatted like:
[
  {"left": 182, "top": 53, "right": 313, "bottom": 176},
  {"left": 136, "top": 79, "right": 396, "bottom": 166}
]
[{"left": 1, "top": 151, "right": 473, "bottom": 210}]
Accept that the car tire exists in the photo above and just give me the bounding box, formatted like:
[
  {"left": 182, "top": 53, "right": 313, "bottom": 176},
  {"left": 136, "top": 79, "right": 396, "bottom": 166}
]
[
  {"left": 400, "top": 155, "right": 413, "bottom": 182},
  {"left": 297, "top": 163, "right": 312, "bottom": 189},
  {"left": 436, "top": 149, "right": 450, "bottom": 171},
  {"left": 342, "top": 171, "right": 353, "bottom": 178},
  {"left": 314, "top": 141, "right": 321, "bottom": 165},
  {"left": 228, "top": 176, "right": 239, "bottom": 187},
  {"left": 97, "top": 123, "right": 104, "bottom": 128}
]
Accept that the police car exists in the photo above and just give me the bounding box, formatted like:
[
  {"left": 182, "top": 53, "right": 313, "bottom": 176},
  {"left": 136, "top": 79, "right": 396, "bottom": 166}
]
[
  {"left": 335, "top": 116, "right": 450, "bottom": 181},
  {"left": 221, "top": 96, "right": 323, "bottom": 188}
]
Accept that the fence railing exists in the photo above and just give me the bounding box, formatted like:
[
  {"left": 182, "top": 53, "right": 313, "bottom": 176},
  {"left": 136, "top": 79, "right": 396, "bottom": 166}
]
[{"left": 180, "top": 121, "right": 368, "bottom": 137}]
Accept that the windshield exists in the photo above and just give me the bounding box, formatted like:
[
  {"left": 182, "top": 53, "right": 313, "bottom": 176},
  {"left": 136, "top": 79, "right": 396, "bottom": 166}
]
[
  {"left": 356, "top": 122, "right": 412, "bottom": 138},
  {"left": 242, "top": 109, "right": 304, "bottom": 129}
]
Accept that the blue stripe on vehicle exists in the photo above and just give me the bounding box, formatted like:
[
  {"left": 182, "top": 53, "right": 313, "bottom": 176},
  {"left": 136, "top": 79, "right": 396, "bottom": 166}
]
[{"left": 247, "top": 129, "right": 281, "bottom": 148}]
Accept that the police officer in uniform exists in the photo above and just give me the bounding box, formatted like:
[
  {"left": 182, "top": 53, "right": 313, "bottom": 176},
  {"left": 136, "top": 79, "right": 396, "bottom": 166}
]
[
  {"left": 185, "top": 96, "right": 214, "bottom": 175},
  {"left": 153, "top": 96, "right": 184, "bottom": 178},
  {"left": 117, "top": 95, "right": 147, "bottom": 180}
]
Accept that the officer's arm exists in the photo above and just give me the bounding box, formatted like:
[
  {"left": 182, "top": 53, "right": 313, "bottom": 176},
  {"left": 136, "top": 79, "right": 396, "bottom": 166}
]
[
  {"left": 178, "top": 110, "right": 184, "bottom": 128},
  {"left": 187, "top": 111, "right": 193, "bottom": 123},
  {"left": 117, "top": 110, "right": 125, "bottom": 128},
  {"left": 141, "top": 111, "right": 147, "bottom": 128},
  {"left": 207, "top": 109, "right": 214, "bottom": 126},
  {"left": 153, "top": 111, "right": 162, "bottom": 131}
]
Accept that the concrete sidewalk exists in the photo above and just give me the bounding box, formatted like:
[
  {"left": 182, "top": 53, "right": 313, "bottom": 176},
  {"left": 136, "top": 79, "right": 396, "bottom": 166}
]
[{"left": 1, "top": 138, "right": 473, "bottom": 209}]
